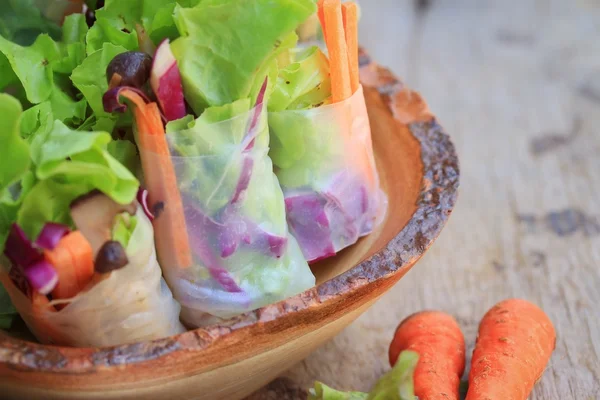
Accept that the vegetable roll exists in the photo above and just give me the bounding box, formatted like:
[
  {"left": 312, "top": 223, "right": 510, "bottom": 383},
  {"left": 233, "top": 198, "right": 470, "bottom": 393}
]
[
  {"left": 268, "top": 2, "right": 387, "bottom": 262},
  {"left": 0, "top": 94, "right": 183, "bottom": 346},
  {"left": 2, "top": 207, "right": 184, "bottom": 347},
  {"left": 100, "top": 0, "right": 318, "bottom": 326}
]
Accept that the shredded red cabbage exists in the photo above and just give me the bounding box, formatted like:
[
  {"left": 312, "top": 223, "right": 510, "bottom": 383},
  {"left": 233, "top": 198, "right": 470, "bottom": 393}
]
[
  {"left": 137, "top": 187, "right": 154, "bottom": 221},
  {"left": 102, "top": 86, "right": 152, "bottom": 113},
  {"left": 4, "top": 224, "right": 42, "bottom": 268},
  {"left": 230, "top": 78, "right": 268, "bottom": 205},
  {"left": 243, "top": 78, "right": 268, "bottom": 151},
  {"left": 23, "top": 260, "right": 58, "bottom": 295},
  {"left": 285, "top": 194, "right": 336, "bottom": 262},
  {"left": 4, "top": 223, "right": 61, "bottom": 295},
  {"left": 231, "top": 157, "right": 253, "bottom": 204},
  {"left": 34, "top": 223, "right": 70, "bottom": 251}
]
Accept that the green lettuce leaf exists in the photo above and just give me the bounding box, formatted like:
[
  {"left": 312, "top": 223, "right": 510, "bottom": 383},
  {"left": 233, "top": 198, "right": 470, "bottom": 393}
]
[
  {"left": 0, "top": 94, "right": 35, "bottom": 253},
  {"left": 85, "top": 0, "right": 203, "bottom": 54},
  {"left": 0, "top": 0, "right": 61, "bottom": 46},
  {"left": 166, "top": 99, "right": 252, "bottom": 156},
  {"left": 51, "top": 14, "right": 89, "bottom": 75},
  {"left": 0, "top": 94, "right": 31, "bottom": 193},
  {"left": 85, "top": 0, "right": 140, "bottom": 54},
  {"left": 309, "top": 384, "right": 368, "bottom": 400},
  {"left": 0, "top": 34, "right": 55, "bottom": 104},
  {"left": 268, "top": 46, "right": 331, "bottom": 112},
  {"left": 367, "top": 351, "right": 418, "bottom": 400},
  {"left": 71, "top": 42, "right": 128, "bottom": 124},
  {"left": 0, "top": 26, "right": 88, "bottom": 125},
  {"left": 171, "top": 0, "right": 315, "bottom": 112},
  {"left": 112, "top": 211, "right": 138, "bottom": 248},
  {"left": 107, "top": 139, "right": 140, "bottom": 178},
  {"left": 166, "top": 99, "right": 252, "bottom": 212},
  {"left": 0, "top": 171, "right": 36, "bottom": 255},
  {"left": 308, "top": 351, "right": 419, "bottom": 400},
  {"left": 18, "top": 120, "right": 139, "bottom": 239},
  {"left": 20, "top": 101, "right": 54, "bottom": 141},
  {"left": 0, "top": 282, "right": 17, "bottom": 329},
  {"left": 48, "top": 87, "right": 88, "bottom": 125}
]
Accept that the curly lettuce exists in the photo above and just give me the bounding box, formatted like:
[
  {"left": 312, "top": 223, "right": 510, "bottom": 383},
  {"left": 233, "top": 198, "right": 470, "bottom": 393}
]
[
  {"left": 0, "top": 14, "right": 89, "bottom": 126},
  {"left": 85, "top": 0, "right": 203, "bottom": 54},
  {"left": 170, "top": 0, "right": 316, "bottom": 112}
]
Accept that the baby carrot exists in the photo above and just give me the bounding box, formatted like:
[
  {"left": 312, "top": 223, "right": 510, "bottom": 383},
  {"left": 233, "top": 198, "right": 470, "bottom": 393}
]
[
  {"left": 342, "top": 2, "right": 359, "bottom": 94},
  {"left": 466, "top": 298, "right": 556, "bottom": 400},
  {"left": 389, "top": 311, "right": 466, "bottom": 400},
  {"left": 322, "top": 0, "right": 352, "bottom": 102}
]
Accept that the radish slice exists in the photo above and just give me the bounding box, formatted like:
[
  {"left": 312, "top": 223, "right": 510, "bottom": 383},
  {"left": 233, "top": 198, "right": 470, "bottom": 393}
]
[{"left": 151, "top": 40, "right": 187, "bottom": 121}]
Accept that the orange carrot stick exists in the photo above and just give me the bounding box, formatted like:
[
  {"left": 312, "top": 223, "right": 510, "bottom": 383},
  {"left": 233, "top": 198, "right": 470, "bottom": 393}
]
[
  {"left": 118, "top": 90, "right": 192, "bottom": 269},
  {"left": 342, "top": 2, "right": 359, "bottom": 94},
  {"left": 389, "top": 311, "right": 466, "bottom": 400},
  {"left": 45, "top": 231, "right": 94, "bottom": 300},
  {"left": 317, "top": 0, "right": 328, "bottom": 47},
  {"left": 466, "top": 299, "right": 556, "bottom": 400},
  {"left": 322, "top": 0, "right": 352, "bottom": 102}
]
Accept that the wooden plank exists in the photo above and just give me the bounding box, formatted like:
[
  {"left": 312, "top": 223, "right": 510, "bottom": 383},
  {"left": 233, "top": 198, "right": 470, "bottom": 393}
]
[{"left": 249, "top": 0, "right": 600, "bottom": 398}]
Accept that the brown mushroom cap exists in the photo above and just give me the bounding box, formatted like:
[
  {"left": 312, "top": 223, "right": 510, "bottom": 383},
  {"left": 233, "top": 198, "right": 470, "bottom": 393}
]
[{"left": 94, "top": 241, "right": 129, "bottom": 274}]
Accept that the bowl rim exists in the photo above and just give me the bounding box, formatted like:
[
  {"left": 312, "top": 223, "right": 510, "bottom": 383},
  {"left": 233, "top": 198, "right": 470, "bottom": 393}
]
[{"left": 0, "top": 49, "right": 460, "bottom": 373}]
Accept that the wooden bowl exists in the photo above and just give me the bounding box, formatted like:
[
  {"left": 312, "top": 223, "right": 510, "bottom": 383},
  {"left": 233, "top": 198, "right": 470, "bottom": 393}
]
[{"left": 0, "top": 50, "right": 459, "bottom": 400}]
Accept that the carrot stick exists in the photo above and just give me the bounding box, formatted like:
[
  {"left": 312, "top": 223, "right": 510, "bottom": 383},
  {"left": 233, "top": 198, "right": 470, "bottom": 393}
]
[
  {"left": 342, "top": 2, "right": 359, "bottom": 94},
  {"left": 322, "top": 0, "right": 352, "bottom": 102},
  {"left": 466, "top": 299, "right": 556, "bottom": 400},
  {"left": 45, "top": 231, "right": 94, "bottom": 300},
  {"left": 118, "top": 90, "right": 192, "bottom": 269},
  {"left": 389, "top": 311, "right": 466, "bottom": 400},
  {"left": 317, "top": 0, "right": 328, "bottom": 47}
]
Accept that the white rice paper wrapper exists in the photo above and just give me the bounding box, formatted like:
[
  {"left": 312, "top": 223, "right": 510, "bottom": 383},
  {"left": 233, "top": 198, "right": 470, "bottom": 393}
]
[
  {"left": 139, "top": 103, "right": 315, "bottom": 327},
  {"left": 269, "top": 85, "right": 388, "bottom": 262}
]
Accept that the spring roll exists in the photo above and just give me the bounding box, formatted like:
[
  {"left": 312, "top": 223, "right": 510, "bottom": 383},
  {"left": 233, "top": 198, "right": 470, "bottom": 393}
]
[
  {"left": 2, "top": 207, "right": 184, "bottom": 347},
  {"left": 0, "top": 93, "right": 183, "bottom": 346},
  {"left": 268, "top": 46, "right": 387, "bottom": 262}
]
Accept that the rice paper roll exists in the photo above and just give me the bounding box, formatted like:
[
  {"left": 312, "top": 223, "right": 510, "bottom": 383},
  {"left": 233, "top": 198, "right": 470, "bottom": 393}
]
[
  {"left": 269, "top": 81, "right": 387, "bottom": 262},
  {"left": 138, "top": 95, "right": 315, "bottom": 327},
  {"left": 0, "top": 207, "right": 184, "bottom": 347}
]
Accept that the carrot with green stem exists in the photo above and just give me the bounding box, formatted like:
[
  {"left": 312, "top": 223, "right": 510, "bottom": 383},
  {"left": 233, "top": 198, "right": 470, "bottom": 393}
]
[
  {"left": 342, "top": 2, "right": 359, "bottom": 94},
  {"left": 113, "top": 88, "right": 192, "bottom": 269},
  {"left": 466, "top": 298, "right": 556, "bottom": 400},
  {"left": 321, "top": 0, "right": 352, "bottom": 102},
  {"left": 389, "top": 311, "right": 466, "bottom": 400}
]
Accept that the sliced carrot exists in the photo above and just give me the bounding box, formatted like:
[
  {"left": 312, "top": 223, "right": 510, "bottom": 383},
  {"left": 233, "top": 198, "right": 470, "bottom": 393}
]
[
  {"left": 45, "top": 231, "right": 94, "bottom": 300},
  {"left": 322, "top": 0, "right": 352, "bottom": 102},
  {"left": 342, "top": 2, "right": 359, "bottom": 94},
  {"left": 317, "top": 0, "right": 328, "bottom": 47},
  {"left": 118, "top": 90, "right": 193, "bottom": 269}
]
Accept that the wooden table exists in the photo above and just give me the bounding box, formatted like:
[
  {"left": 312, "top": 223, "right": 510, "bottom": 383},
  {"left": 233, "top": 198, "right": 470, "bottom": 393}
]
[{"left": 249, "top": 0, "right": 600, "bottom": 398}]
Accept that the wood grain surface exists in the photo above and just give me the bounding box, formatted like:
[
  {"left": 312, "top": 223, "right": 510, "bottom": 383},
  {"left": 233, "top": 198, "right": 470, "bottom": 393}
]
[{"left": 248, "top": 0, "right": 600, "bottom": 399}]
